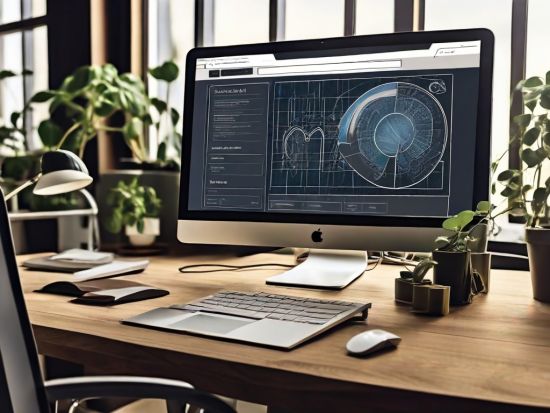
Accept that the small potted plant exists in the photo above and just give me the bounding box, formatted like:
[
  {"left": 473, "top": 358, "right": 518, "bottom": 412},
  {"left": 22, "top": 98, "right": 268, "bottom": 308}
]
[
  {"left": 494, "top": 73, "right": 550, "bottom": 302},
  {"left": 395, "top": 258, "right": 437, "bottom": 304},
  {"left": 432, "top": 201, "right": 491, "bottom": 305},
  {"left": 105, "top": 177, "right": 162, "bottom": 247}
]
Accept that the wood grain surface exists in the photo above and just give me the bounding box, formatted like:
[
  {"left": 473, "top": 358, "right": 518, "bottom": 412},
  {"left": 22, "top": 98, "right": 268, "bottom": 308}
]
[{"left": 18, "top": 252, "right": 550, "bottom": 413}]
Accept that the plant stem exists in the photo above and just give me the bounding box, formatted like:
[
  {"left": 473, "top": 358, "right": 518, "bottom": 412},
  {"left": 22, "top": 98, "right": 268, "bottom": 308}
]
[
  {"left": 96, "top": 125, "right": 123, "bottom": 132},
  {"left": 55, "top": 122, "right": 81, "bottom": 150}
]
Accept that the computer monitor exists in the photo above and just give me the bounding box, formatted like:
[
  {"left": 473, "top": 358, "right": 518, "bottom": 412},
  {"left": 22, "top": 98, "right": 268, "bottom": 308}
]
[{"left": 178, "top": 29, "right": 494, "bottom": 288}]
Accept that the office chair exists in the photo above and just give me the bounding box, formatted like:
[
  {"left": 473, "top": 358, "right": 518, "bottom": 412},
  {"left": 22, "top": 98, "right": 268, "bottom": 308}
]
[{"left": 0, "top": 189, "right": 236, "bottom": 413}]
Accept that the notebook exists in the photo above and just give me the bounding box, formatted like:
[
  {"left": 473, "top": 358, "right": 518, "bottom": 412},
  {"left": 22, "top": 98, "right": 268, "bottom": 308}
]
[
  {"left": 49, "top": 249, "right": 114, "bottom": 265},
  {"left": 36, "top": 278, "right": 169, "bottom": 306},
  {"left": 23, "top": 256, "right": 149, "bottom": 281}
]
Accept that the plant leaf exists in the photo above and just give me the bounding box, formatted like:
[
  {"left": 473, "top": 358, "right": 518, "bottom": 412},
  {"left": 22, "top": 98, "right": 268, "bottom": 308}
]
[
  {"left": 170, "top": 107, "right": 180, "bottom": 125},
  {"left": 148, "top": 61, "right": 179, "bottom": 82},
  {"left": 456, "top": 210, "right": 475, "bottom": 228},
  {"left": 525, "top": 100, "right": 537, "bottom": 112},
  {"left": 435, "top": 236, "right": 451, "bottom": 248},
  {"left": 10, "top": 112, "right": 20, "bottom": 128},
  {"left": 30, "top": 90, "right": 56, "bottom": 103},
  {"left": 151, "top": 97, "right": 167, "bottom": 113},
  {"left": 0, "top": 70, "right": 16, "bottom": 80},
  {"left": 442, "top": 216, "right": 461, "bottom": 231},
  {"left": 137, "top": 219, "right": 145, "bottom": 233},
  {"left": 94, "top": 97, "right": 116, "bottom": 116},
  {"left": 37, "top": 120, "right": 63, "bottom": 148},
  {"left": 497, "top": 169, "right": 518, "bottom": 181},
  {"left": 513, "top": 113, "right": 532, "bottom": 128},
  {"left": 157, "top": 141, "right": 167, "bottom": 161},
  {"left": 476, "top": 201, "right": 491, "bottom": 213},
  {"left": 543, "top": 133, "right": 550, "bottom": 149},
  {"left": 412, "top": 259, "right": 437, "bottom": 283},
  {"left": 533, "top": 187, "right": 547, "bottom": 202},
  {"left": 123, "top": 117, "right": 143, "bottom": 141},
  {"left": 540, "top": 87, "right": 550, "bottom": 109},
  {"left": 66, "top": 66, "right": 92, "bottom": 93},
  {"left": 501, "top": 185, "right": 521, "bottom": 198},
  {"left": 523, "top": 76, "right": 544, "bottom": 88},
  {"left": 523, "top": 127, "right": 541, "bottom": 146},
  {"left": 521, "top": 148, "right": 543, "bottom": 167}
]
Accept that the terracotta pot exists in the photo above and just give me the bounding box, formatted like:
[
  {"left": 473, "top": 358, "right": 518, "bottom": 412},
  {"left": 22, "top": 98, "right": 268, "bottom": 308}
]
[{"left": 525, "top": 228, "right": 550, "bottom": 303}]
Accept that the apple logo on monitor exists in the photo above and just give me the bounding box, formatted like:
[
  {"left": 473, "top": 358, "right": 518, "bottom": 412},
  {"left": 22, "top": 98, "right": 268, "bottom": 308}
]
[{"left": 311, "top": 228, "right": 323, "bottom": 243}]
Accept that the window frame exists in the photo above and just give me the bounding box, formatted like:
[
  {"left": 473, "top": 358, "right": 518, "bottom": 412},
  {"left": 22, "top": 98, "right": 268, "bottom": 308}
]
[{"left": 0, "top": 3, "right": 47, "bottom": 142}]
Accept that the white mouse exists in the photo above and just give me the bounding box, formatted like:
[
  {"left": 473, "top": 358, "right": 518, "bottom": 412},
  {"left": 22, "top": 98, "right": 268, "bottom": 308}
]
[{"left": 346, "top": 329, "right": 401, "bottom": 356}]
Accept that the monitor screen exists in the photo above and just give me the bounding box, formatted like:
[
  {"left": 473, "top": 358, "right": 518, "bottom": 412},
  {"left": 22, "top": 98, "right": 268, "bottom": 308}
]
[{"left": 185, "top": 38, "right": 483, "bottom": 221}]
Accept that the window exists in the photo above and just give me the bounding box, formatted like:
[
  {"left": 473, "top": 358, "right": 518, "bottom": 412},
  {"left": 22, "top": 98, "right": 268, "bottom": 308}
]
[
  {"left": 526, "top": 0, "right": 550, "bottom": 79},
  {"left": 425, "top": 0, "right": 513, "bottom": 167},
  {"left": 355, "top": 0, "right": 394, "bottom": 35},
  {"left": 213, "top": 0, "right": 269, "bottom": 46},
  {"left": 0, "top": 0, "right": 48, "bottom": 154},
  {"left": 284, "top": 0, "right": 345, "bottom": 40}
]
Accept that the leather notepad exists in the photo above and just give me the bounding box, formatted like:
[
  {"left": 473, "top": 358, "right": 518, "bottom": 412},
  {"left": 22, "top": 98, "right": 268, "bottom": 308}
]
[{"left": 36, "top": 279, "right": 169, "bottom": 306}]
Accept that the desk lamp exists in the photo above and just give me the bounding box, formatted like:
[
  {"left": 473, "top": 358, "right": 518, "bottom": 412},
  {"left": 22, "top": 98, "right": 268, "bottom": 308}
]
[{"left": 4, "top": 149, "right": 99, "bottom": 248}]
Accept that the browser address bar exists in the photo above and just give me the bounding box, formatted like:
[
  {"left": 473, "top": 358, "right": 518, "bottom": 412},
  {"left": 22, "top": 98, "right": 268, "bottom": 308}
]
[{"left": 257, "top": 60, "right": 401, "bottom": 75}]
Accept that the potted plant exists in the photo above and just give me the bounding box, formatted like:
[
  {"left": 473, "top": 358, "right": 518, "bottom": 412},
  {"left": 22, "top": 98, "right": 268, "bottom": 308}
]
[
  {"left": 96, "top": 61, "right": 183, "bottom": 247},
  {"left": 395, "top": 258, "right": 437, "bottom": 304},
  {"left": 104, "top": 177, "right": 162, "bottom": 247},
  {"left": 494, "top": 72, "right": 550, "bottom": 302},
  {"left": 432, "top": 201, "right": 491, "bottom": 305}
]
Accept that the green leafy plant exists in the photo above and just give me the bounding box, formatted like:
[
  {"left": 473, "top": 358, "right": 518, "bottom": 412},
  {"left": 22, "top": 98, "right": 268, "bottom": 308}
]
[
  {"left": 493, "top": 72, "right": 550, "bottom": 227},
  {"left": 435, "top": 201, "right": 492, "bottom": 252},
  {"left": 105, "top": 177, "right": 162, "bottom": 234},
  {"left": 400, "top": 258, "right": 438, "bottom": 283},
  {"left": 148, "top": 61, "right": 181, "bottom": 167},
  {"left": 31, "top": 64, "right": 151, "bottom": 159}
]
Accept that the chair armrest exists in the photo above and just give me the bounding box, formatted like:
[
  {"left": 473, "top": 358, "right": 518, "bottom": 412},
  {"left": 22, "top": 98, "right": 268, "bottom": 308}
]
[{"left": 44, "top": 376, "right": 236, "bottom": 413}]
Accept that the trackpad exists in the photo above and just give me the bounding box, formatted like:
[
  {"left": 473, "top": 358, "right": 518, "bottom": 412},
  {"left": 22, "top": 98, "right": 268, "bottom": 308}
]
[{"left": 169, "top": 313, "right": 254, "bottom": 335}]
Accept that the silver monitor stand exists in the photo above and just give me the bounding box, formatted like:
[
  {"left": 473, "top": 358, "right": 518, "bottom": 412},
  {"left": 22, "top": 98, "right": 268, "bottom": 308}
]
[{"left": 265, "top": 249, "right": 368, "bottom": 290}]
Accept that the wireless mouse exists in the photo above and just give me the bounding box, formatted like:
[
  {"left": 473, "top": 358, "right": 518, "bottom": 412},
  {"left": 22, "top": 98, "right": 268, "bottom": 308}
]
[{"left": 346, "top": 329, "right": 401, "bottom": 356}]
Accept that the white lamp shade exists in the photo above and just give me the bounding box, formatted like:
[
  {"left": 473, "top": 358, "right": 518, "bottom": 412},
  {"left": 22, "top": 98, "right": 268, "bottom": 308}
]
[{"left": 33, "top": 170, "right": 93, "bottom": 196}]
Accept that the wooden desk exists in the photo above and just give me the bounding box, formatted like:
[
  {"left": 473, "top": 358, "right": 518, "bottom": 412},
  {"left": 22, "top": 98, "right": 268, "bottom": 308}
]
[{"left": 18, "top": 252, "right": 550, "bottom": 413}]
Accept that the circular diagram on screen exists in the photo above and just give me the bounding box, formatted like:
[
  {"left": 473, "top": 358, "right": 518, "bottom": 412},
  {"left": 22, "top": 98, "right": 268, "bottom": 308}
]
[{"left": 337, "top": 81, "right": 448, "bottom": 189}]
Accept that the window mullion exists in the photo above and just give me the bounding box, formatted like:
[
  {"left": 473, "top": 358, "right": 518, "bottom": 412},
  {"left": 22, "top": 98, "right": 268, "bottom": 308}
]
[
  {"left": 195, "top": 0, "right": 214, "bottom": 47},
  {"left": 344, "top": 0, "right": 356, "bottom": 36},
  {"left": 269, "top": 0, "right": 285, "bottom": 41}
]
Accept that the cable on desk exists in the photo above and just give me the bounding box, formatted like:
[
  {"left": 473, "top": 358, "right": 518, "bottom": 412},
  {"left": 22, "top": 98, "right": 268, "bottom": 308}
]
[
  {"left": 365, "top": 257, "right": 382, "bottom": 272},
  {"left": 178, "top": 263, "right": 295, "bottom": 273},
  {"left": 180, "top": 256, "right": 382, "bottom": 274}
]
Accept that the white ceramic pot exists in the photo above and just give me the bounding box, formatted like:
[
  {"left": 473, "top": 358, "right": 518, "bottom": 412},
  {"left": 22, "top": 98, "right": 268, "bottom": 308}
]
[{"left": 125, "top": 217, "right": 160, "bottom": 247}]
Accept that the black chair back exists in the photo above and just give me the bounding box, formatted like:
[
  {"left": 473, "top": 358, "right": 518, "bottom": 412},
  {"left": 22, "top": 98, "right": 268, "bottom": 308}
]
[{"left": 0, "top": 190, "right": 50, "bottom": 413}]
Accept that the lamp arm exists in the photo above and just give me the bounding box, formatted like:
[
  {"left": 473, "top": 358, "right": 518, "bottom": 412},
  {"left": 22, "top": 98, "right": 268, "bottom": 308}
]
[
  {"left": 4, "top": 173, "right": 42, "bottom": 201},
  {"left": 79, "top": 188, "right": 100, "bottom": 249},
  {"left": 79, "top": 188, "right": 98, "bottom": 215}
]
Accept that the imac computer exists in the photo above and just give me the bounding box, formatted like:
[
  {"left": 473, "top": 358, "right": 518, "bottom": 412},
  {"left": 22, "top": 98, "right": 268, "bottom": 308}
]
[{"left": 177, "top": 29, "right": 494, "bottom": 289}]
